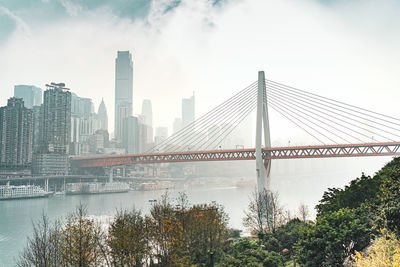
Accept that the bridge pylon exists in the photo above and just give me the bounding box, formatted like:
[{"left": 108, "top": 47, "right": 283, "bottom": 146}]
[{"left": 255, "top": 71, "right": 271, "bottom": 193}]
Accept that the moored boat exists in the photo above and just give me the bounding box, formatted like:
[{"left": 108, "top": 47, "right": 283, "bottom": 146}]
[
  {"left": 65, "top": 182, "right": 129, "bottom": 195},
  {"left": 0, "top": 184, "right": 52, "bottom": 200}
]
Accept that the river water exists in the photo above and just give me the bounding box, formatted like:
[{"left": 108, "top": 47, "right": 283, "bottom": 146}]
[
  {"left": 0, "top": 186, "right": 254, "bottom": 266},
  {"left": 0, "top": 157, "right": 390, "bottom": 266}
]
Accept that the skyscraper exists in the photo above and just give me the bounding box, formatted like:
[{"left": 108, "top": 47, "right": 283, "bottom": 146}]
[
  {"left": 115, "top": 51, "right": 133, "bottom": 141},
  {"left": 14, "top": 85, "right": 42, "bottom": 109},
  {"left": 32, "top": 83, "right": 71, "bottom": 175},
  {"left": 122, "top": 116, "right": 139, "bottom": 154},
  {"left": 98, "top": 98, "right": 108, "bottom": 131},
  {"left": 0, "top": 98, "right": 33, "bottom": 169},
  {"left": 141, "top": 99, "right": 153, "bottom": 144},
  {"left": 182, "top": 92, "right": 195, "bottom": 128}
]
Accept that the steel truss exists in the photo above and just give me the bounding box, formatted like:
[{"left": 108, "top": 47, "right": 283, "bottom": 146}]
[{"left": 72, "top": 142, "right": 400, "bottom": 169}]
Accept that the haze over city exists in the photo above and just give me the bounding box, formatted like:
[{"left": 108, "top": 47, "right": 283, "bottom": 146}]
[
  {"left": 1, "top": 0, "right": 399, "bottom": 142},
  {"left": 1, "top": 0, "right": 400, "bottom": 266}
]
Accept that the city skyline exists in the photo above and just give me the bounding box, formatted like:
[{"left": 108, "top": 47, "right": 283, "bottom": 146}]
[
  {"left": 2, "top": 1, "right": 400, "bottom": 266},
  {"left": 1, "top": 0, "right": 399, "bottom": 145}
]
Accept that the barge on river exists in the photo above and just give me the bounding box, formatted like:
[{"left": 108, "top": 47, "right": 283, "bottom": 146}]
[
  {"left": 66, "top": 182, "right": 129, "bottom": 195},
  {"left": 0, "top": 184, "right": 52, "bottom": 200}
]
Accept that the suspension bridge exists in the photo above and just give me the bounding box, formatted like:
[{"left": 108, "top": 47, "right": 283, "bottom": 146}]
[{"left": 72, "top": 71, "right": 400, "bottom": 191}]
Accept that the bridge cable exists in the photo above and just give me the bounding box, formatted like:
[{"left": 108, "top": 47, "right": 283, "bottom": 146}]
[
  {"left": 267, "top": 99, "right": 339, "bottom": 144},
  {"left": 148, "top": 81, "right": 257, "bottom": 152},
  {"left": 266, "top": 83, "right": 400, "bottom": 140},
  {"left": 157, "top": 82, "right": 257, "bottom": 152},
  {"left": 267, "top": 102, "right": 326, "bottom": 144},
  {"left": 266, "top": 88, "right": 393, "bottom": 142},
  {"left": 160, "top": 84, "right": 257, "bottom": 152},
  {"left": 266, "top": 80, "right": 400, "bottom": 127},
  {"left": 187, "top": 88, "right": 257, "bottom": 150},
  {"left": 202, "top": 95, "right": 257, "bottom": 150}
]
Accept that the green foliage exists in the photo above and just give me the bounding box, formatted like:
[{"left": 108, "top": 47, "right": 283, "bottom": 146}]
[
  {"left": 262, "top": 218, "right": 308, "bottom": 255},
  {"left": 218, "top": 238, "right": 284, "bottom": 267},
  {"left": 296, "top": 207, "right": 373, "bottom": 266},
  {"left": 60, "top": 205, "right": 107, "bottom": 266},
  {"left": 107, "top": 209, "right": 151, "bottom": 266},
  {"left": 376, "top": 157, "right": 400, "bottom": 235},
  {"left": 315, "top": 173, "right": 382, "bottom": 216},
  {"left": 183, "top": 202, "right": 229, "bottom": 265}
]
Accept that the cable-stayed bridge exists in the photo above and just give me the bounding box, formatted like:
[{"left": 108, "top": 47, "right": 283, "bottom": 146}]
[{"left": 72, "top": 71, "right": 400, "bottom": 191}]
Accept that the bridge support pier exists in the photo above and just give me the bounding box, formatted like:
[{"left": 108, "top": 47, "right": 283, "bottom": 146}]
[{"left": 256, "top": 71, "right": 272, "bottom": 193}]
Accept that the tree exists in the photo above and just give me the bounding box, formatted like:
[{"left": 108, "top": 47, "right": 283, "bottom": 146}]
[
  {"left": 148, "top": 192, "right": 188, "bottom": 266},
  {"left": 243, "top": 188, "right": 282, "bottom": 235},
  {"left": 262, "top": 218, "right": 308, "bottom": 255},
  {"left": 218, "top": 238, "right": 284, "bottom": 267},
  {"left": 107, "top": 208, "right": 151, "bottom": 266},
  {"left": 296, "top": 208, "right": 373, "bottom": 266},
  {"left": 377, "top": 158, "right": 400, "bottom": 235},
  {"left": 315, "top": 173, "right": 382, "bottom": 216},
  {"left": 184, "top": 202, "right": 229, "bottom": 265},
  {"left": 17, "top": 214, "right": 62, "bottom": 267},
  {"left": 60, "top": 205, "right": 108, "bottom": 267}
]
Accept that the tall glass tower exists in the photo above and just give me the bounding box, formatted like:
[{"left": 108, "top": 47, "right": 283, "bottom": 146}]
[{"left": 114, "top": 51, "right": 133, "bottom": 141}]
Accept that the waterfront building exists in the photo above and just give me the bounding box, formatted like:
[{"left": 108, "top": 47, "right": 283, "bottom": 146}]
[
  {"left": 32, "top": 153, "right": 69, "bottom": 175},
  {"left": 0, "top": 98, "right": 33, "bottom": 169},
  {"left": 14, "top": 85, "right": 42, "bottom": 109},
  {"left": 32, "top": 83, "right": 71, "bottom": 175},
  {"left": 182, "top": 92, "right": 195, "bottom": 129},
  {"left": 115, "top": 51, "right": 133, "bottom": 141}
]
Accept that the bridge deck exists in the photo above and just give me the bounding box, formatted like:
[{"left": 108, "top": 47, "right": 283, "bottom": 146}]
[{"left": 71, "top": 142, "right": 400, "bottom": 168}]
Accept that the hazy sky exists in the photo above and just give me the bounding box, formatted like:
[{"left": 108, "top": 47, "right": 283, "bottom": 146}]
[{"left": 0, "top": 0, "right": 399, "bottom": 143}]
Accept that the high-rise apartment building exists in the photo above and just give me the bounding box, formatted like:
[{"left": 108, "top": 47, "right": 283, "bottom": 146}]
[
  {"left": 32, "top": 105, "right": 42, "bottom": 154},
  {"left": 115, "top": 51, "right": 133, "bottom": 141},
  {"left": 41, "top": 84, "right": 71, "bottom": 153},
  {"left": 32, "top": 83, "right": 71, "bottom": 175},
  {"left": 182, "top": 92, "right": 195, "bottom": 128},
  {"left": 141, "top": 99, "right": 153, "bottom": 144},
  {"left": 14, "top": 85, "right": 42, "bottom": 109},
  {"left": 0, "top": 98, "right": 33, "bottom": 169}
]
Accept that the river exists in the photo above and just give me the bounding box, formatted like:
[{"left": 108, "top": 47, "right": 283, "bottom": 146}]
[
  {"left": 0, "top": 157, "right": 390, "bottom": 266},
  {"left": 0, "top": 186, "right": 254, "bottom": 266}
]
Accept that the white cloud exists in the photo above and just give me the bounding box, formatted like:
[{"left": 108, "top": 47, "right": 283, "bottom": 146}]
[
  {"left": 0, "top": 0, "right": 399, "bottom": 144},
  {"left": 58, "top": 0, "right": 83, "bottom": 16},
  {"left": 0, "top": 6, "right": 31, "bottom": 37}
]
